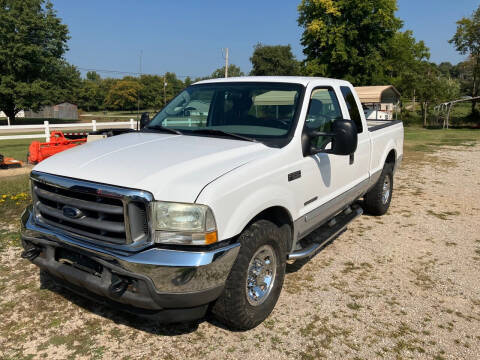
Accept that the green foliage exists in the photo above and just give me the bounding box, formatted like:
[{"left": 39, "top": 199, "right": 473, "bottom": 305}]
[
  {"left": 0, "top": 0, "right": 78, "bottom": 123},
  {"left": 104, "top": 80, "right": 143, "bottom": 110},
  {"left": 298, "top": 0, "right": 402, "bottom": 84},
  {"left": 449, "top": 6, "right": 480, "bottom": 57},
  {"left": 139, "top": 74, "right": 165, "bottom": 110},
  {"left": 250, "top": 44, "right": 301, "bottom": 76},
  {"left": 164, "top": 72, "right": 185, "bottom": 104},
  {"left": 86, "top": 71, "right": 101, "bottom": 82},
  {"left": 449, "top": 5, "right": 480, "bottom": 119},
  {"left": 210, "top": 64, "right": 244, "bottom": 78},
  {"left": 77, "top": 78, "right": 105, "bottom": 111},
  {"left": 383, "top": 30, "right": 430, "bottom": 84}
]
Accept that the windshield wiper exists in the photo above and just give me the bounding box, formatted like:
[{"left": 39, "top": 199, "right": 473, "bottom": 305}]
[
  {"left": 144, "top": 124, "right": 182, "bottom": 135},
  {"left": 191, "top": 129, "right": 257, "bottom": 142}
]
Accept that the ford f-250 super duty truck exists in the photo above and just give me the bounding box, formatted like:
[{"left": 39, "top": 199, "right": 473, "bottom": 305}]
[{"left": 20, "top": 76, "right": 403, "bottom": 330}]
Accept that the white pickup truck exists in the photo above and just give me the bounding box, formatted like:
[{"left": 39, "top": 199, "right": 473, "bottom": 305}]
[{"left": 21, "top": 76, "right": 403, "bottom": 329}]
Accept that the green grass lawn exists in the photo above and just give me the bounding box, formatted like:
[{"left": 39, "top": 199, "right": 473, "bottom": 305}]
[
  {"left": 404, "top": 127, "right": 480, "bottom": 153},
  {"left": 0, "top": 138, "right": 33, "bottom": 161}
]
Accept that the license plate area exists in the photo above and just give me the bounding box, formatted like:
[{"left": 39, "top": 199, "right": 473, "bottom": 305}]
[{"left": 55, "top": 248, "right": 103, "bottom": 277}]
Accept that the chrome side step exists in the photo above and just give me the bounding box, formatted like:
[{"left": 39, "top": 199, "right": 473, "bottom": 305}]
[{"left": 288, "top": 205, "right": 363, "bottom": 260}]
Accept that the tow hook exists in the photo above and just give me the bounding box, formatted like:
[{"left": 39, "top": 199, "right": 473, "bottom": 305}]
[
  {"left": 21, "top": 246, "right": 41, "bottom": 261},
  {"left": 108, "top": 274, "right": 131, "bottom": 298}
]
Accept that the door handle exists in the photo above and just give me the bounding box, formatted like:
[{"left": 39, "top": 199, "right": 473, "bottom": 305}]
[{"left": 349, "top": 153, "right": 354, "bottom": 165}]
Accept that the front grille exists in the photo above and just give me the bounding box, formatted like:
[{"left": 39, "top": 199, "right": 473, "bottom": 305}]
[{"left": 31, "top": 171, "right": 152, "bottom": 247}]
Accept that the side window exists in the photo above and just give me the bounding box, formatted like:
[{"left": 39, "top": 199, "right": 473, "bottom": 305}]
[
  {"left": 340, "top": 86, "right": 363, "bottom": 133},
  {"left": 305, "top": 88, "right": 343, "bottom": 148}
]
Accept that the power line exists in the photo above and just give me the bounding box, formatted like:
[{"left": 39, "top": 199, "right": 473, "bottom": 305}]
[{"left": 77, "top": 67, "right": 194, "bottom": 79}]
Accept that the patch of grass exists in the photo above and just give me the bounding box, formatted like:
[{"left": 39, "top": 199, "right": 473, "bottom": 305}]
[
  {"left": 0, "top": 231, "right": 21, "bottom": 251},
  {"left": 427, "top": 210, "right": 460, "bottom": 220},
  {"left": 403, "top": 127, "right": 480, "bottom": 165},
  {"left": 346, "top": 302, "right": 362, "bottom": 311},
  {"left": 0, "top": 174, "right": 30, "bottom": 225},
  {"left": 0, "top": 138, "right": 33, "bottom": 161},
  {"left": 405, "top": 127, "right": 480, "bottom": 150}
]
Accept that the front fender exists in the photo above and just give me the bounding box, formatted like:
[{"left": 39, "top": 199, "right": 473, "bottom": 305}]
[{"left": 199, "top": 183, "right": 296, "bottom": 241}]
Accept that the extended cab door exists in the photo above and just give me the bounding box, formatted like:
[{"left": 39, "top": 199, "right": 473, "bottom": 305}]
[{"left": 296, "top": 84, "right": 371, "bottom": 238}]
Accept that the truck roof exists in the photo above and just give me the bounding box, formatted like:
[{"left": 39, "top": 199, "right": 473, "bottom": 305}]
[{"left": 194, "top": 76, "right": 352, "bottom": 87}]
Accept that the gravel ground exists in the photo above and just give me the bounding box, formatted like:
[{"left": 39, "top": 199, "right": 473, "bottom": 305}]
[{"left": 1, "top": 144, "right": 479, "bottom": 360}]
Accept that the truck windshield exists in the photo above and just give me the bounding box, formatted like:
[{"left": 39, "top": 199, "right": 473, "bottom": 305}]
[{"left": 147, "top": 82, "right": 304, "bottom": 147}]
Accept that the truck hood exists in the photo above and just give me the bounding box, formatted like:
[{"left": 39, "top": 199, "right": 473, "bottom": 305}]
[{"left": 33, "top": 132, "right": 273, "bottom": 202}]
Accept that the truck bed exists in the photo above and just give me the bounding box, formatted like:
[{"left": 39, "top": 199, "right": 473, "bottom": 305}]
[{"left": 367, "top": 119, "right": 402, "bottom": 132}]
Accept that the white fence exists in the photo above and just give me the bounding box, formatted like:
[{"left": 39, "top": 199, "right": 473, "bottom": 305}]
[{"left": 0, "top": 119, "right": 136, "bottom": 142}]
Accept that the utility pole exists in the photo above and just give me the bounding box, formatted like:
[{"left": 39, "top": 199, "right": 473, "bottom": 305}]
[
  {"left": 163, "top": 75, "right": 167, "bottom": 107},
  {"left": 137, "top": 50, "right": 142, "bottom": 120},
  {"left": 224, "top": 48, "right": 229, "bottom": 78}
]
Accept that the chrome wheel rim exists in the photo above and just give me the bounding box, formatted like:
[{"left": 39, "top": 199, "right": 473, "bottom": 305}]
[
  {"left": 246, "top": 245, "right": 277, "bottom": 306},
  {"left": 382, "top": 176, "right": 391, "bottom": 204}
]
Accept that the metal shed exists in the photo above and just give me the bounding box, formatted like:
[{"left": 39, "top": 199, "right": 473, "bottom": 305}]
[{"left": 354, "top": 86, "right": 401, "bottom": 120}]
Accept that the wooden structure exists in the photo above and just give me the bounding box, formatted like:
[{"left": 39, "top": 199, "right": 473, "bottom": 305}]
[
  {"left": 25, "top": 102, "right": 78, "bottom": 120},
  {"left": 354, "top": 86, "right": 401, "bottom": 120}
]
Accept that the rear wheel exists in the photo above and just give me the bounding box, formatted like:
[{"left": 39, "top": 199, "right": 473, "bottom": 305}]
[
  {"left": 211, "top": 219, "right": 287, "bottom": 330},
  {"left": 363, "top": 163, "right": 394, "bottom": 216}
]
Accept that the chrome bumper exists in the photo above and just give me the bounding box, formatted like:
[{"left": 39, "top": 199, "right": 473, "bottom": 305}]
[{"left": 21, "top": 206, "right": 240, "bottom": 311}]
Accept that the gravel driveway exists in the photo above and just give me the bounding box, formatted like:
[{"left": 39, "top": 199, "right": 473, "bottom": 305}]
[{"left": 1, "top": 144, "right": 479, "bottom": 359}]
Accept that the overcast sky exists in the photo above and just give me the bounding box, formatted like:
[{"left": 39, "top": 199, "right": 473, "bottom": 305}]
[{"left": 52, "top": 0, "right": 479, "bottom": 78}]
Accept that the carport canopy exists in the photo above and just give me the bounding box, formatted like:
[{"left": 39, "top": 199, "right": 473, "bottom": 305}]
[{"left": 354, "top": 86, "right": 401, "bottom": 104}]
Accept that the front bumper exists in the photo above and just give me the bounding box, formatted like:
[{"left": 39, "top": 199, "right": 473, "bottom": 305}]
[{"left": 21, "top": 206, "right": 240, "bottom": 319}]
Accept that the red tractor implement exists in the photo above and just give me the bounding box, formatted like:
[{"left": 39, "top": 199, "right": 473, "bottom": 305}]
[
  {"left": 0, "top": 154, "right": 23, "bottom": 169},
  {"left": 28, "top": 131, "right": 87, "bottom": 164}
]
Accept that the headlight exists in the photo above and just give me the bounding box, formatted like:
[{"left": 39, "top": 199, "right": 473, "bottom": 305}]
[{"left": 151, "top": 201, "right": 217, "bottom": 245}]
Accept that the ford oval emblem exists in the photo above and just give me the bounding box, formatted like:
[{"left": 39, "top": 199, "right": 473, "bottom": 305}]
[{"left": 62, "top": 206, "right": 83, "bottom": 219}]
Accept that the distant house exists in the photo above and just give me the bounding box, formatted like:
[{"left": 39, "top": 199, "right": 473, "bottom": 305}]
[
  {"left": 354, "top": 86, "right": 401, "bottom": 120},
  {"left": 0, "top": 110, "right": 24, "bottom": 119},
  {"left": 24, "top": 102, "right": 78, "bottom": 120}
]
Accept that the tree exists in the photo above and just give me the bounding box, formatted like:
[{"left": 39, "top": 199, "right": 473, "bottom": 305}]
[
  {"left": 104, "top": 80, "right": 142, "bottom": 110},
  {"left": 383, "top": 30, "right": 430, "bottom": 83},
  {"left": 139, "top": 74, "right": 164, "bottom": 110},
  {"left": 250, "top": 44, "right": 301, "bottom": 76},
  {"left": 298, "top": 0, "right": 402, "bottom": 85},
  {"left": 210, "top": 64, "right": 244, "bottom": 79},
  {"left": 164, "top": 72, "right": 185, "bottom": 105},
  {"left": 449, "top": 5, "right": 480, "bottom": 117},
  {"left": 86, "top": 71, "right": 101, "bottom": 82},
  {"left": 184, "top": 76, "right": 193, "bottom": 87},
  {"left": 0, "top": 0, "right": 74, "bottom": 124},
  {"left": 438, "top": 62, "right": 455, "bottom": 78},
  {"left": 399, "top": 62, "right": 460, "bottom": 126}
]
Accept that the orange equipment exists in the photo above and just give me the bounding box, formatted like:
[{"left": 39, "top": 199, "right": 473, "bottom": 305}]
[
  {"left": 0, "top": 154, "right": 23, "bottom": 169},
  {"left": 28, "top": 131, "right": 87, "bottom": 164}
]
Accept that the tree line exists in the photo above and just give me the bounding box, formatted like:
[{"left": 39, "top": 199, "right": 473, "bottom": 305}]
[{"left": 1, "top": 0, "right": 479, "bottom": 124}]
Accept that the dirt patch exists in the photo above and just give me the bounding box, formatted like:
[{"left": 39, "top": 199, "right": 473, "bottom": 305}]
[
  {"left": 1, "top": 145, "right": 480, "bottom": 359},
  {"left": 0, "top": 164, "right": 32, "bottom": 178}
]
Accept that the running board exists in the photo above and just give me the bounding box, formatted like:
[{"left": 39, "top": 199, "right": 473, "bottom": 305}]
[{"left": 288, "top": 205, "right": 363, "bottom": 260}]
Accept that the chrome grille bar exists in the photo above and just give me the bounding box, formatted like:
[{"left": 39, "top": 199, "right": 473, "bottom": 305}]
[{"left": 31, "top": 171, "right": 153, "bottom": 250}]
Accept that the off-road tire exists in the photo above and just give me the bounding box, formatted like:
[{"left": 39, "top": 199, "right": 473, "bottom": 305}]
[
  {"left": 363, "top": 163, "right": 394, "bottom": 216},
  {"left": 211, "top": 219, "right": 288, "bottom": 330}
]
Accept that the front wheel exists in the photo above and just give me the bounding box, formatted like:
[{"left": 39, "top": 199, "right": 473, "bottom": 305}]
[{"left": 211, "top": 219, "right": 287, "bottom": 330}]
